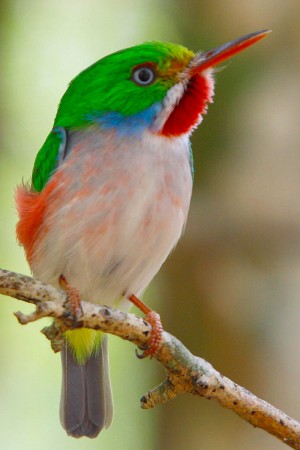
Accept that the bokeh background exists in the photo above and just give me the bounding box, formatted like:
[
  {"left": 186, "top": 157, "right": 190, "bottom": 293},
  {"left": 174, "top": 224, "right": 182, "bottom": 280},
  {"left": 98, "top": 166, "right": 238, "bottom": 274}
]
[{"left": 1, "top": 1, "right": 300, "bottom": 449}]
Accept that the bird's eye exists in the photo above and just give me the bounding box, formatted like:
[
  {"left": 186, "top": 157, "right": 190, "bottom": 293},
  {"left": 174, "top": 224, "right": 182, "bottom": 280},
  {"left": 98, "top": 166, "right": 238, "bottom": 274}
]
[{"left": 132, "top": 66, "right": 156, "bottom": 86}]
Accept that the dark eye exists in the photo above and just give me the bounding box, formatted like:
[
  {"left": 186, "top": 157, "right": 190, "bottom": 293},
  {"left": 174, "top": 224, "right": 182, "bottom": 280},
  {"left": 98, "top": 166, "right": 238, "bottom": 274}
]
[{"left": 132, "top": 66, "right": 156, "bottom": 86}]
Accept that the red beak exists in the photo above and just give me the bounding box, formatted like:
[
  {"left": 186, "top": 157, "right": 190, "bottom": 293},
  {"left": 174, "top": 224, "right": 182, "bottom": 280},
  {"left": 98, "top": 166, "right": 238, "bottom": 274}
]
[{"left": 190, "top": 30, "right": 271, "bottom": 74}]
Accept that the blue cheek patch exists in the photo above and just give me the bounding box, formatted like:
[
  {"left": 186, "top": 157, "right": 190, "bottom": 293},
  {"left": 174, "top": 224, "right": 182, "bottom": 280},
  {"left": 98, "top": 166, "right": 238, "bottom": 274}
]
[{"left": 85, "top": 102, "right": 162, "bottom": 137}]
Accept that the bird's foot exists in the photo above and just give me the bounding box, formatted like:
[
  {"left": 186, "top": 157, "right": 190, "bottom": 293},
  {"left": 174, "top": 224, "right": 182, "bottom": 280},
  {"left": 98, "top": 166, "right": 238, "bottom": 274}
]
[
  {"left": 129, "top": 294, "right": 163, "bottom": 359},
  {"left": 59, "top": 274, "right": 82, "bottom": 323}
]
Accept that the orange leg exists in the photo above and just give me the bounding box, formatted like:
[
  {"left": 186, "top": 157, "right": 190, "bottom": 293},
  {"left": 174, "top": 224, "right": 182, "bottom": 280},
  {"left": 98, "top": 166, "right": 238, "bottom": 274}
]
[
  {"left": 59, "top": 274, "right": 82, "bottom": 320},
  {"left": 129, "top": 294, "right": 163, "bottom": 358}
]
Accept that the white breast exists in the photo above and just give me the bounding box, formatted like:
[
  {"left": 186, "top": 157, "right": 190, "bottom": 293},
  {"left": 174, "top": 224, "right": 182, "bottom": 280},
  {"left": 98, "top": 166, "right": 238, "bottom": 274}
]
[{"left": 31, "top": 127, "right": 193, "bottom": 310}]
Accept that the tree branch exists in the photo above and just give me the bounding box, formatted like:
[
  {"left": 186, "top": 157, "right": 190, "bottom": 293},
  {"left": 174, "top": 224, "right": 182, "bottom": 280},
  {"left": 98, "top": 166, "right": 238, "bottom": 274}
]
[{"left": 0, "top": 268, "right": 299, "bottom": 448}]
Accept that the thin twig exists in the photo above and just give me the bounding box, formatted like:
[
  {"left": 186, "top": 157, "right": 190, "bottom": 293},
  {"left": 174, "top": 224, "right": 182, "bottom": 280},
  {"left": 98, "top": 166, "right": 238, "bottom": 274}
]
[{"left": 0, "top": 268, "right": 299, "bottom": 448}]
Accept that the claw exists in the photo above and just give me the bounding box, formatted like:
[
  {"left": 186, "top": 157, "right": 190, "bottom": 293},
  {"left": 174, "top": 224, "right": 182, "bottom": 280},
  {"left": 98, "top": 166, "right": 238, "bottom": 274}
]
[
  {"left": 129, "top": 294, "right": 163, "bottom": 358},
  {"left": 141, "top": 310, "right": 163, "bottom": 358},
  {"left": 135, "top": 348, "right": 147, "bottom": 359},
  {"left": 59, "top": 274, "right": 82, "bottom": 324}
]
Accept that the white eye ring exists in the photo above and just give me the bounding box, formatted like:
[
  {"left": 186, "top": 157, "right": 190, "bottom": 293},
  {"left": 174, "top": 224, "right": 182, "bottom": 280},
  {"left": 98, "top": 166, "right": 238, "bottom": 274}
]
[{"left": 132, "top": 66, "right": 156, "bottom": 86}]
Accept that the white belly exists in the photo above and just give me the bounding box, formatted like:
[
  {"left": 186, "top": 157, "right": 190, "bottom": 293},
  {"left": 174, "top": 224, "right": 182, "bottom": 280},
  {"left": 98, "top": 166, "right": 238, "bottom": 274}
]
[{"left": 31, "top": 127, "right": 193, "bottom": 310}]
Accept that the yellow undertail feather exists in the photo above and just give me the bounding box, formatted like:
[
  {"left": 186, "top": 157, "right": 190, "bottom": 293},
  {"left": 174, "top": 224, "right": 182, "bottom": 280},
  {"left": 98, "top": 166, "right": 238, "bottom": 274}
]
[{"left": 64, "top": 329, "right": 103, "bottom": 365}]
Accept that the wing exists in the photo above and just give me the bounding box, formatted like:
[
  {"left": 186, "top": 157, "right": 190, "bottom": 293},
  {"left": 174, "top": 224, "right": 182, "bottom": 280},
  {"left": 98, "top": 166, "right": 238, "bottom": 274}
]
[{"left": 32, "top": 126, "right": 67, "bottom": 192}]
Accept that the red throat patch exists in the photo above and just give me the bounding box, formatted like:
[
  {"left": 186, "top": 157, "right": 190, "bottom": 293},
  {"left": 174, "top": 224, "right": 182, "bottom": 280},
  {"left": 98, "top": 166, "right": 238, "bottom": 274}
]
[{"left": 161, "top": 73, "right": 213, "bottom": 137}]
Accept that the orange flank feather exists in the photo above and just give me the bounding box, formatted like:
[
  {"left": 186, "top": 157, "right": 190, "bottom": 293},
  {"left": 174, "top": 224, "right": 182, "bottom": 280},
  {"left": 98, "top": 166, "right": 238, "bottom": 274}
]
[{"left": 15, "top": 179, "right": 58, "bottom": 264}]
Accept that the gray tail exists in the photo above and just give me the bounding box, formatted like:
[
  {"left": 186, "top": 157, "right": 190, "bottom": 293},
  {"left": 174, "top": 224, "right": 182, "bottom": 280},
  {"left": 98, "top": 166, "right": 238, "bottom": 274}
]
[{"left": 60, "top": 335, "right": 113, "bottom": 438}]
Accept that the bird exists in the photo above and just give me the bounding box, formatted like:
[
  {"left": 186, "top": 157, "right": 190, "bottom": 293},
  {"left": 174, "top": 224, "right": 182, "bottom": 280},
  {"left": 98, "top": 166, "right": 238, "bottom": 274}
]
[{"left": 15, "top": 30, "right": 270, "bottom": 438}]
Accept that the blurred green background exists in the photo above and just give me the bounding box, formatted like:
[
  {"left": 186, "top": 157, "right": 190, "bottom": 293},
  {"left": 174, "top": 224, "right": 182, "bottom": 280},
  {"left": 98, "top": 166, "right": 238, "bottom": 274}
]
[{"left": 1, "top": 1, "right": 300, "bottom": 449}]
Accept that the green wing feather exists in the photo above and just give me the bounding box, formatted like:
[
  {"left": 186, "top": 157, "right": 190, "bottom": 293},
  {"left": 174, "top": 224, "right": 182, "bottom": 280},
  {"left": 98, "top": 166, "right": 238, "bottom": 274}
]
[{"left": 32, "top": 127, "right": 67, "bottom": 192}]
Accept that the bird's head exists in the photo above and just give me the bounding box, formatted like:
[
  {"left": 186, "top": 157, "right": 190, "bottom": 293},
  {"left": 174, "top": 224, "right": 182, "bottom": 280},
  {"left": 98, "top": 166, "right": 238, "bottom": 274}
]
[{"left": 55, "top": 30, "right": 270, "bottom": 137}]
